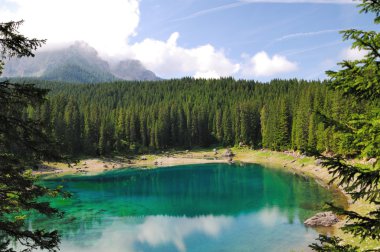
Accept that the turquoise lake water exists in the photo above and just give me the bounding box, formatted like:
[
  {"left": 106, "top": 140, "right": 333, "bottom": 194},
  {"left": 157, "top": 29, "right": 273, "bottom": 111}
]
[{"left": 34, "top": 163, "right": 341, "bottom": 252}]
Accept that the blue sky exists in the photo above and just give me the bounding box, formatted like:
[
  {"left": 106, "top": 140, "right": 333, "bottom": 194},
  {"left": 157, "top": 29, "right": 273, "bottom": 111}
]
[{"left": 0, "top": 0, "right": 377, "bottom": 80}]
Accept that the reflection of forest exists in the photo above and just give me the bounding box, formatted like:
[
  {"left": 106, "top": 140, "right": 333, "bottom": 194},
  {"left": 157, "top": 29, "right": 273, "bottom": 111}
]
[{"left": 34, "top": 163, "right": 342, "bottom": 238}]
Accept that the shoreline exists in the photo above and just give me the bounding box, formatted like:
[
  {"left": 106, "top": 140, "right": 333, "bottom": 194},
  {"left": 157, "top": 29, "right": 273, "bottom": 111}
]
[
  {"left": 35, "top": 147, "right": 377, "bottom": 250},
  {"left": 37, "top": 148, "right": 325, "bottom": 178},
  {"left": 36, "top": 148, "right": 347, "bottom": 204}
]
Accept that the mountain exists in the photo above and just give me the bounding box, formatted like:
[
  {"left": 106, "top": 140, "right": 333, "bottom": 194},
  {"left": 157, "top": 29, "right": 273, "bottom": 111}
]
[
  {"left": 2, "top": 41, "right": 160, "bottom": 83},
  {"left": 111, "top": 59, "right": 158, "bottom": 81}
]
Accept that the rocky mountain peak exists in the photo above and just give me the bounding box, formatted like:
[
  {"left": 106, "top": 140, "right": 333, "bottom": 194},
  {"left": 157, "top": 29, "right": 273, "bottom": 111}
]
[{"left": 2, "top": 42, "right": 160, "bottom": 83}]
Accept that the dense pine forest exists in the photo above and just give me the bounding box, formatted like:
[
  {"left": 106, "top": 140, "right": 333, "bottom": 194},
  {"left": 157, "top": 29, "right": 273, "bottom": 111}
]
[{"left": 19, "top": 78, "right": 374, "bottom": 157}]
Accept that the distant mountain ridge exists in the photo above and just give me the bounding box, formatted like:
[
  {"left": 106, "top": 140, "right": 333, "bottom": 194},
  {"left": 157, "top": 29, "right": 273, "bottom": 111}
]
[{"left": 2, "top": 41, "right": 160, "bottom": 83}]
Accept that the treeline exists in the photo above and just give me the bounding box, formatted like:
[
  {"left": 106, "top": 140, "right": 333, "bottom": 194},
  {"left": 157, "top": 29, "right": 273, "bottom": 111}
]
[{"left": 23, "top": 78, "right": 373, "bottom": 156}]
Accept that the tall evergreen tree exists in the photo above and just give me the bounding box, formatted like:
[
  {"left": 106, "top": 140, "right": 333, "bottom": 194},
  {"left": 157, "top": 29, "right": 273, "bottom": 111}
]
[
  {"left": 274, "top": 99, "right": 289, "bottom": 150},
  {"left": 0, "top": 20, "right": 66, "bottom": 252},
  {"left": 260, "top": 105, "right": 269, "bottom": 148},
  {"left": 18, "top": 76, "right": 371, "bottom": 157},
  {"left": 310, "top": 1, "right": 380, "bottom": 250},
  {"left": 63, "top": 99, "right": 81, "bottom": 155}
]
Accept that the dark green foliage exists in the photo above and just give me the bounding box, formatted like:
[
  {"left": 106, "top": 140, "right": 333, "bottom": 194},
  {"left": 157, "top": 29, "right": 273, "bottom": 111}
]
[
  {"left": 0, "top": 81, "right": 67, "bottom": 252},
  {"left": 18, "top": 77, "right": 371, "bottom": 157},
  {"left": 326, "top": 3, "right": 380, "bottom": 101},
  {"left": 43, "top": 63, "right": 117, "bottom": 84},
  {"left": 0, "top": 21, "right": 67, "bottom": 252},
  {"left": 310, "top": 235, "right": 359, "bottom": 252},
  {"left": 0, "top": 21, "right": 45, "bottom": 61},
  {"left": 310, "top": 1, "right": 380, "bottom": 251}
]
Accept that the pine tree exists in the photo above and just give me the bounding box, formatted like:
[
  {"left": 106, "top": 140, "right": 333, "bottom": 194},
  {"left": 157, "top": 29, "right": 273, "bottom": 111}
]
[
  {"left": 239, "top": 104, "right": 251, "bottom": 146},
  {"left": 63, "top": 99, "right": 81, "bottom": 155},
  {"left": 215, "top": 109, "right": 223, "bottom": 142},
  {"left": 260, "top": 105, "right": 269, "bottom": 148},
  {"left": 114, "top": 108, "right": 126, "bottom": 152},
  {"left": 25, "top": 74, "right": 377, "bottom": 156},
  {"left": 222, "top": 108, "right": 233, "bottom": 146},
  {"left": 0, "top": 20, "right": 66, "bottom": 252},
  {"left": 293, "top": 94, "right": 310, "bottom": 151},
  {"left": 310, "top": 1, "right": 380, "bottom": 250},
  {"left": 274, "top": 99, "right": 289, "bottom": 151},
  {"left": 307, "top": 112, "right": 317, "bottom": 151}
]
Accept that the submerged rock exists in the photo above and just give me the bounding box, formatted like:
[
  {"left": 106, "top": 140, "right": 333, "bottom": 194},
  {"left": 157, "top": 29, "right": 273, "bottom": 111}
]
[{"left": 304, "top": 211, "right": 339, "bottom": 227}]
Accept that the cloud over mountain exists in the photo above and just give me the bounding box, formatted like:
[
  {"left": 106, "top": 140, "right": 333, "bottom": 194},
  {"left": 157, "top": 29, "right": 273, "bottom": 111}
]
[
  {"left": 1, "top": 0, "right": 362, "bottom": 80},
  {"left": 2, "top": 42, "right": 159, "bottom": 83},
  {"left": 126, "top": 32, "right": 240, "bottom": 78},
  {"left": 2, "top": 0, "right": 140, "bottom": 56}
]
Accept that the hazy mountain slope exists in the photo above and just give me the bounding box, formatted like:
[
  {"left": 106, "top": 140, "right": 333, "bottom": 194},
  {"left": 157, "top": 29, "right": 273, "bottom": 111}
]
[
  {"left": 111, "top": 59, "right": 159, "bottom": 81},
  {"left": 2, "top": 41, "right": 159, "bottom": 83},
  {"left": 42, "top": 63, "right": 115, "bottom": 83}
]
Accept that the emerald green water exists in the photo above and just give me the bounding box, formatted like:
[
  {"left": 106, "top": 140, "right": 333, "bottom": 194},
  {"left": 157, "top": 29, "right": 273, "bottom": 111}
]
[{"left": 34, "top": 163, "right": 340, "bottom": 252}]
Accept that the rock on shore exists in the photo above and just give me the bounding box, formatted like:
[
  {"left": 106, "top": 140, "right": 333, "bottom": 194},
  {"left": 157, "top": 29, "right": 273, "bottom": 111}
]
[
  {"left": 223, "top": 148, "right": 234, "bottom": 157},
  {"left": 304, "top": 211, "right": 339, "bottom": 227}
]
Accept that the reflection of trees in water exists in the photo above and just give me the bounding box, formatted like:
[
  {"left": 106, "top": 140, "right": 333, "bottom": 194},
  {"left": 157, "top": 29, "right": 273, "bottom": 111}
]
[
  {"left": 33, "top": 163, "right": 339, "bottom": 236},
  {"left": 265, "top": 169, "right": 346, "bottom": 223},
  {"left": 28, "top": 207, "right": 106, "bottom": 241},
  {"left": 261, "top": 168, "right": 328, "bottom": 224}
]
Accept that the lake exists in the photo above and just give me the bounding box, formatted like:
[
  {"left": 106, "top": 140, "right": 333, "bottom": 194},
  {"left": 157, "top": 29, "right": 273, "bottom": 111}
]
[{"left": 33, "top": 163, "right": 342, "bottom": 252}]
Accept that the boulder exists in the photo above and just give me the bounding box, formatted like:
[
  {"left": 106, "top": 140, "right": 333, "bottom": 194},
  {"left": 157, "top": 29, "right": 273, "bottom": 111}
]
[
  {"left": 368, "top": 158, "right": 377, "bottom": 165},
  {"left": 315, "top": 159, "right": 323, "bottom": 165},
  {"left": 304, "top": 211, "right": 339, "bottom": 227},
  {"left": 223, "top": 148, "right": 234, "bottom": 157}
]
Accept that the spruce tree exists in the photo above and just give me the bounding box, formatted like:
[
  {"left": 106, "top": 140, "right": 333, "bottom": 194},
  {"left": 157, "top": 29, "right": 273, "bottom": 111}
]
[
  {"left": 275, "top": 98, "right": 289, "bottom": 150},
  {"left": 310, "top": 1, "right": 380, "bottom": 250},
  {"left": 0, "top": 20, "right": 66, "bottom": 252}
]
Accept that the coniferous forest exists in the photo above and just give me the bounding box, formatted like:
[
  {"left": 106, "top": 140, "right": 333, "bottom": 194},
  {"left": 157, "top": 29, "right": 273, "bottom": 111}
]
[
  {"left": 2, "top": 1, "right": 380, "bottom": 251},
  {"left": 20, "top": 77, "right": 376, "bottom": 157}
]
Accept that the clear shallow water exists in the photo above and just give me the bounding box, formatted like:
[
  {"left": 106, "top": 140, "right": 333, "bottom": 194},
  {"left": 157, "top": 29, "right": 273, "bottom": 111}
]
[{"left": 33, "top": 163, "right": 340, "bottom": 252}]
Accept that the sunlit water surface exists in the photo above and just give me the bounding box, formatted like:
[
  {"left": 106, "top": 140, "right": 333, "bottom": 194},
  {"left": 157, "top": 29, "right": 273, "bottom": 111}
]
[{"left": 33, "top": 163, "right": 343, "bottom": 252}]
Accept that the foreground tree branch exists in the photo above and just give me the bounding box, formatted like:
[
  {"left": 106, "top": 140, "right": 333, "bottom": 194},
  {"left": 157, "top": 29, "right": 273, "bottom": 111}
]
[{"left": 0, "top": 21, "right": 67, "bottom": 252}]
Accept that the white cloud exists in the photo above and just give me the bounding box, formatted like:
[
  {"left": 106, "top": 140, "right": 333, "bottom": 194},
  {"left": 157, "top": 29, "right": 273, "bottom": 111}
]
[
  {"left": 275, "top": 29, "right": 341, "bottom": 42},
  {"left": 1, "top": 0, "right": 240, "bottom": 79},
  {"left": 242, "top": 51, "right": 298, "bottom": 77},
  {"left": 194, "top": 70, "right": 221, "bottom": 79},
  {"left": 176, "top": 1, "right": 353, "bottom": 23},
  {"left": 341, "top": 47, "right": 367, "bottom": 61},
  {"left": 258, "top": 207, "right": 280, "bottom": 227},
  {"left": 2, "top": 0, "right": 140, "bottom": 56},
  {"left": 137, "top": 215, "right": 232, "bottom": 252},
  {"left": 174, "top": 2, "right": 247, "bottom": 22},
  {"left": 0, "top": 0, "right": 306, "bottom": 79},
  {"left": 60, "top": 215, "right": 232, "bottom": 252},
  {"left": 125, "top": 32, "right": 240, "bottom": 78},
  {"left": 280, "top": 40, "right": 341, "bottom": 57}
]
